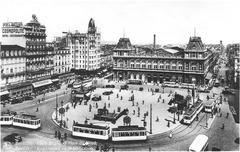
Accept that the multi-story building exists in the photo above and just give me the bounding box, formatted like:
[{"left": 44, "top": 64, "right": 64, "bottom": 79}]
[
  {"left": 226, "top": 43, "right": 240, "bottom": 88},
  {"left": 25, "top": 15, "right": 54, "bottom": 80},
  {"left": 100, "top": 44, "right": 114, "bottom": 68},
  {"left": 66, "top": 18, "right": 101, "bottom": 71},
  {"left": 113, "top": 36, "right": 215, "bottom": 85},
  {"left": 0, "top": 44, "right": 32, "bottom": 100},
  {"left": 0, "top": 45, "right": 26, "bottom": 85},
  {"left": 1, "top": 15, "right": 55, "bottom": 97},
  {"left": 54, "top": 47, "right": 71, "bottom": 74}
]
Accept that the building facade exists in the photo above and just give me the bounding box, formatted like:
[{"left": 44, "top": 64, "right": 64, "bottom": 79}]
[
  {"left": 25, "top": 15, "right": 54, "bottom": 80},
  {"left": 66, "top": 18, "right": 101, "bottom": 71},
  {"left": 226, "top": 43, "right": 240, "bottom": 89},
  {"left": 54, "top": 47, "right": 71, "bottom": 74},
  {"left": 0, "top": 45, "right": 26, "bottom": 85},
  {"left": 113, "top": 36, "right": 215, "bottom": 85}
]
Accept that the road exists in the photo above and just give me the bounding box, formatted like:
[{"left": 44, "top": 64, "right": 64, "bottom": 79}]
[{"left": 1, "top": 63, "right": 239, "bottom": 151}]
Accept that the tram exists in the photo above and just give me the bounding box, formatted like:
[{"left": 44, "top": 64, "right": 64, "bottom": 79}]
[
  {"left": 0, "top": 112, "right": 15, "bottom": 125},
  {"left": 72, "top": 123, "right": 110, "bottom": 140},
  {"left": 111, "top": 125, "right": 147, "bottom": 141},
  {"left": 13, "top": 114, "right": 41, "bottom": 129},
  {"left": 204, "top": 99, "right": 216, "bottom": 113},
  {"left": 182, "top": 101, "right": 203, "bottom": 125}
]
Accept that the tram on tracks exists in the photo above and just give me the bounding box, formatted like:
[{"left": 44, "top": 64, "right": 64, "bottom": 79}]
[
  {"left": 12, "top": 114, "right": 41, "bottom": 129},
  {"left": 182, "top": 101, "right": 203, "bottom": 125},
  {"left": 0, "top": 111, "right": 16, "bottom": 125},
  {"left": 72, "top": 123, "right": 110, "bottom": 140},
  {"left": 111, "top": 125, "right": 147, "bottom": 141}
]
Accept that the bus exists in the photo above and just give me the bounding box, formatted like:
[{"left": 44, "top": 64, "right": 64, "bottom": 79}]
[{"left": 189, "top": 134, "right": 208, "bottom": 152}]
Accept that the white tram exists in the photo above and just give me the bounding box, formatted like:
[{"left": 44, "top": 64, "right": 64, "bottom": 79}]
[
  {"left": 13, "top": 114, "right": 41, "bottom": 129},
  {"left": 111, "top": 125, "right": 147, "bottom": 141},
  {"left": 72, "top": 123, "right": 110, "bottom": 140},
  {"left": 204, "top": 99, "right": 216, "bottom": 113},
  {"left": 182, "top": 101, "right": 203, "bottom": 125},
  {"left": 0, "top": 112, "right": 15, "bottom": 125}
]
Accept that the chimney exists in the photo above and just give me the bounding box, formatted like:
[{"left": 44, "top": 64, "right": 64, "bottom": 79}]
[{"left": 153, "top": 34, "right": 156, "bottom": 49}]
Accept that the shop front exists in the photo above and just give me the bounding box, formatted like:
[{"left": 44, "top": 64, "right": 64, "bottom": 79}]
[{"left": 32, "top": 79, "right": 53, "bottom": 95}]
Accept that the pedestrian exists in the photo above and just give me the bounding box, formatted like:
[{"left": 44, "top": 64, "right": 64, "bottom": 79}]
[
  {"left": 55, "top": 130, "right": 58, "bottom": 138},
  {"left": 221, "top": 123, "right": 225, "bottom": 130},
  {"left": 36, "top": 107, "right": 39, "bottom": 112},
  {"left": 58, "top": 131, "right": 61, "bottom": 140},
  {"left": 226, "top": 112, "right": 229, "bottom": 119},
  {"left": 162, "top": 99, "right": 165, "bottom": 103},
  {"left": 64, "top": 132, "right": 67, "bottom": 140}
]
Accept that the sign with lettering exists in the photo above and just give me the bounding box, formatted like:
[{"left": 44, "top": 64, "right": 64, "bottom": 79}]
[{"left": 2, "top": 22, "right": 24, "bottom": 37}]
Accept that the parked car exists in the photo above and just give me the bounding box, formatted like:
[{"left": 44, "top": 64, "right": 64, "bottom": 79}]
[
  {"left": 102, "top": 91, "right": 113, "bottom": 95},
  {"left": 3, "top": 133, "right": 22, "bottom": 144},
  {"left": 139, "top": 87, "right": 144, "bottom": 91},
  {"left": 23, "top": 96, "right": 34, "bottom": 101},
  {"left": 120, "top": 85, "right": 129, "bottom": 90},
  {"left": 106, "top": 85, "right": 115, "bottom": 88},
  {"left": 9, "top": 98, "right": 22, "bottom": 104},
  {"left": 92, "top": 95, "right": 101, "bottom": 101}
]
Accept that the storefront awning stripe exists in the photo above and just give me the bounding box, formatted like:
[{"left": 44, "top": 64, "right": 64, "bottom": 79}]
[
  {"left": 33, "top": 79, "right": 52, "bottom": 88},
  {"left": 0, "top": 90, "right": 9, "bottom": 96}
]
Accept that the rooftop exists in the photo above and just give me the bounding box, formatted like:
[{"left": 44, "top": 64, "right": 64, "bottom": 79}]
[
  {"left": 115, "top": 38, "right": 134, "bottom": 50},
  {"left": 112, "top": 125, "right": 146, "bottom": 131},
  {"left": 73, "top": 123, "right": 109, "bottom": 130}
]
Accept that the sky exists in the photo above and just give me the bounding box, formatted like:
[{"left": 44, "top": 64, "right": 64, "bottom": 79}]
[{"left": 0, "top": 0, "right": 239, "bottom": 45}]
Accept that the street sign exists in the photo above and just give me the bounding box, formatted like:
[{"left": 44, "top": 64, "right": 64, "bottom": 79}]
[{"left": 59, "top": 107, "right": 65, "bottom": 114}]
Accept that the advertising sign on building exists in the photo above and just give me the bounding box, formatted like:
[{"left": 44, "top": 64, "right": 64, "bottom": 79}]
[
  {"left": 1, "top": 22, "right": 26, "bottom": 47},
  {"left": 2, "top": 22, "right": 24, "bottom": 37}
]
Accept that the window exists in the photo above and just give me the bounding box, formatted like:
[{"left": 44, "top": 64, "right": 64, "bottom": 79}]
[{"left": 148, "top": 64, "right": 151, "bottom": 69}]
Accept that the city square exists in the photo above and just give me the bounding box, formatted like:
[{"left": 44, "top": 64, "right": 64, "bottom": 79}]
[{"left": 1, "top": 0, "right": 240, "bottom": 151}]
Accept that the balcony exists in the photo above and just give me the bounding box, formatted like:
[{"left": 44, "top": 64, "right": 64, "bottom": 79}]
[
  {"left": 1, "top": 71, "right": 26, "bottom": 78},
  {"left": 113, "top": 66, "right": 184, "bottom": 73},
  {"left": 26, "top": 40, "right": 46, "bottom": 45},
  {"left": 113, "top": 54, "right": 183, "bottom": 60}
]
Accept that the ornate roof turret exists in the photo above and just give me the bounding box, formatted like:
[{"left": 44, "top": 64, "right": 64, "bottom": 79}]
[
  {"left": 115, "top": 38, "right": 134, "bottom": 50},
  {"left": 186, "top": 36, "right": 205, "bottom": 51},
  {"left": 88, "top": 18, "right": 96, "bottom": 34}
]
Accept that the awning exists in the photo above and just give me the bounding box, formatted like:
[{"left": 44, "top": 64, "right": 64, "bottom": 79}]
[
  {"left": 76, "top": 94, "right": 84, "bottom": 98},
  {"left": 0, "top": 90, "right": 9, "bottom": 96},
  {"left": 33, "top": 79, "right": 52, "bottom": 88},
  {"left": 205, "top": 73, "right": 213, "bottom": 80},
  {"left": 52, "top": 79, "right": 59, "bottom": 82}
]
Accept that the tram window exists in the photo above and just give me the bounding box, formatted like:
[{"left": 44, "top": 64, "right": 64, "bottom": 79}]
[
  {"left": 38, "top": 120, "right": 41, "bottom": 124},
  {"left": 24, "top": 120, "right": 27, "bottom": 124},
  {"left": 10, "top": 117, "right": 12, "bottom": 120},
  {"left": 20, "top": 120, "right": 23, "bottom": 123},
  {"left": 130, "top": 132, "right": 134, "bottom": 136},
  {"left": 85, "top": 129, "right": 89, "bottom": 133},
  {"left": 103, "top": 131, "right": 106, "bottom": 136},
  {"left": 6, "top": 117, "right": 9, "bottom": 121},
  {"left": 0, "top": 118, "right": 3, "bottom": 121},
  {"left": 96, "top": 130, "right": 99, "bottom": 135},
  {"left": 90, "top": 129, "right": 94, "bottom": 134},
  {"left": 134, "top": 132, "right": 139, "bottom": 136},
  {"left": 100, "top": 131, "right": 103, "bottom": 135},
  {"left": 73, "top": 127, "right": 77, "bottom": 132},
  {"left": 79, "top": 128, "right": 83, "bottom": 132}
]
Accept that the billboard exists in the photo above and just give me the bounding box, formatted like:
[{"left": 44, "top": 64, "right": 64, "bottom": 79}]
[{"left": 2, "top": 22, "right": 24, "bottom": 37}]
